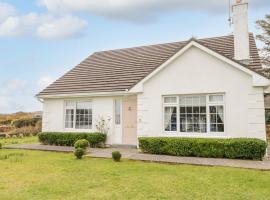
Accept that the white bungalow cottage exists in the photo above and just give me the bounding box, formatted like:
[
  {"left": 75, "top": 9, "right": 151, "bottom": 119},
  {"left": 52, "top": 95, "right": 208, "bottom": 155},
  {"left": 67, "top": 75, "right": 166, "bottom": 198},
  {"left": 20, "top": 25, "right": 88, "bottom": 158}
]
[{"left": 37, "top": 0, "right": 269, "bottom": 146}]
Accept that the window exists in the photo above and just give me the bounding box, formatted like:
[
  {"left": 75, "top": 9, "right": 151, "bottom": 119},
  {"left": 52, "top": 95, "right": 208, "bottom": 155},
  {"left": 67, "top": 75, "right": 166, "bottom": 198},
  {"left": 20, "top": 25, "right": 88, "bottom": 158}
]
[
  {"left": 114, "top": 99, "right": 121, "bottom": 125},
  {"left": 163, "top": 94, "right": 225, "bottom": 133},
  {"left": 179, "top": 96, "right": 207, "bottom": 133},
  {"left": 64, "top": 100, "right": 92, "bottom": 129},
  {"left": 208, "top": 95, "right": 224, "bottom": 132},
  {"left": 164, "top": 106, "right": 177, "bottom": 131}
]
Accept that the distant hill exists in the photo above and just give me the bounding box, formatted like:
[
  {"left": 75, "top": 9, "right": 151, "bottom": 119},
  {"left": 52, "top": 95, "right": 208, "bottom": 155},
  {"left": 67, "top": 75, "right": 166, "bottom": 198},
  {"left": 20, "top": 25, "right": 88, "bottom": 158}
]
[{"left": 0, "top": 111, "right": 42, "bottom": 123}]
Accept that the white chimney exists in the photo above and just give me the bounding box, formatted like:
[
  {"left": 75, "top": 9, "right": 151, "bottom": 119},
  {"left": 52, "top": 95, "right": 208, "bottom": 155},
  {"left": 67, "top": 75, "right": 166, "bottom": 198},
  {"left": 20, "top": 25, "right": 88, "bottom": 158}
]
[{"left": 232, "top": 0, "right": 250, "bottom": 61}]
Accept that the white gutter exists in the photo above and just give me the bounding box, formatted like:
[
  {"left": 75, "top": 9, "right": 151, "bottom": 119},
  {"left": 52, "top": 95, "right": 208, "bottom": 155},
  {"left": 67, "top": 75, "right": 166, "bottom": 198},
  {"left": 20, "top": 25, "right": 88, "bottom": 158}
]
[{"left": 36, "top": 90, "right": 137, "bottom": 99}]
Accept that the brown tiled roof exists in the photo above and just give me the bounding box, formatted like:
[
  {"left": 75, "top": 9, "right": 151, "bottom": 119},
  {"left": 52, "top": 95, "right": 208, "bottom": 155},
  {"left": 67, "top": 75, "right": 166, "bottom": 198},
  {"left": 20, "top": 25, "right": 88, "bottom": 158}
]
[{"left": 38, "top": 33, "right": 263, "bottom": 96}]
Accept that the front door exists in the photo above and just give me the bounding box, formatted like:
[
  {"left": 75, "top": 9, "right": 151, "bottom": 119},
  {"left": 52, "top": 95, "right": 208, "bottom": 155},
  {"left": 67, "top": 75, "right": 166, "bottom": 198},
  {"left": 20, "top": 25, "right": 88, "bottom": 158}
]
[{"left": 122, "top": 96, "right": 137, "bottom": 145}]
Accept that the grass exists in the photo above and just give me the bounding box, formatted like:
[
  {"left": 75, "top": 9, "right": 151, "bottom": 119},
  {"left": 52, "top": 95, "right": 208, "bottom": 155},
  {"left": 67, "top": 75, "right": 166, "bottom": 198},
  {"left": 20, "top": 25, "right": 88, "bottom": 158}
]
[
  {"left": 0, "top": 150, "right": 270, "bottom": 200},
  {"left": 0, "top": 136, "right": 38, "bottom": 146}
]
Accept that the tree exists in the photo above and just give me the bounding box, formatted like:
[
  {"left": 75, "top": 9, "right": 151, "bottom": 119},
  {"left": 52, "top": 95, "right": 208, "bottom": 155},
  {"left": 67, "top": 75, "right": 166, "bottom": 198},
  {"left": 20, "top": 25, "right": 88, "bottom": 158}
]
[{"left": 256, "top": 14, "right": 270, "bottom": 67}]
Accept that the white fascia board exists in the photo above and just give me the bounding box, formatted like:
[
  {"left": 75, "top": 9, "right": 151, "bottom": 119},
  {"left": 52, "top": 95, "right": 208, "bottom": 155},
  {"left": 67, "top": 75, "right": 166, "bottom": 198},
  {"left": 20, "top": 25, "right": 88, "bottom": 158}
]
[
  {"left": 129, "top": 40, "right": 269, "bottom": 93},
  {"left": 37, "top": 91, "right": 137, "bottom": 99},
  {"left": 253, "top": 74, "right": 270, "bottom": 87}
]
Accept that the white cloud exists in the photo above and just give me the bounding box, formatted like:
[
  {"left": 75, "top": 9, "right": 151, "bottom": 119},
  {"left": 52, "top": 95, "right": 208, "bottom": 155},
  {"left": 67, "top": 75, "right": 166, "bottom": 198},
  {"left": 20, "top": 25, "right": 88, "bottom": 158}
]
[
  {"left": 37, "top": 76, "right": 54, "bottom": 89},
  {"left": 0, "top": 2, "right": 16, "bottom": 22},
  {"left": 36, "top": 15, "right": 87, "bottom": 39},
  {"left": 38, "top": 0, "right": 270, "bottom": 23},
  {"left": 0, "top": 79, "right": 31, "bottom": 113},
  {"left": 0, "top": 3, "right": 87, "bottom": 39},
  {"left": 0, "top": 77, "right": 52, "bottom": 113}
]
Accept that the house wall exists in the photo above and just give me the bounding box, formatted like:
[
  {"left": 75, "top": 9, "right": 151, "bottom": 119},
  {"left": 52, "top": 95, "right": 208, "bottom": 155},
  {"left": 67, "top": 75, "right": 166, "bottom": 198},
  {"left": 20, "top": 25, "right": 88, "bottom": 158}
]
[
  {"left": 137, "top": 46, "right": 266, "bottom": 140},
  {"left": 42, "top": 96, "right": 123, "bottom": 145}
]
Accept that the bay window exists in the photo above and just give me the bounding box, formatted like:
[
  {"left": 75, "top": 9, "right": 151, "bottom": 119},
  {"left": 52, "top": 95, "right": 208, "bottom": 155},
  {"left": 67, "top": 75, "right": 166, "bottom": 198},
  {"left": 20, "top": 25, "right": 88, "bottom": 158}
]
[
  {"left": 65, "top": 100, "right": 92, "bottom": 129},
  {"left": 163, "top": 94, "right": 225, "bottom": 134}
]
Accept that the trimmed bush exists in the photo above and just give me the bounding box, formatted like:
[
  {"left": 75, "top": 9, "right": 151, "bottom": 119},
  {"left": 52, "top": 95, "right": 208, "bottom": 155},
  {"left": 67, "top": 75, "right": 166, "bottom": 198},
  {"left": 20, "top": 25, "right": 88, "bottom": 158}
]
[
  {"left": 74, "top": 148, "right": 84, "bottom": 159},
  {"left": 0, "top": 143, "right": 2, "bottom": 149},
  {"left": 38, "top": 132, "right": 106, "bottom": 147},
  {"left": 74, "top": 139, "right": 89, "bottom": 150},
  {"left": 138, "top": 137, "right": 267, "bottom": 160},
  {"left": 112, "top": 151, "right": 121, "bottom": 162}
]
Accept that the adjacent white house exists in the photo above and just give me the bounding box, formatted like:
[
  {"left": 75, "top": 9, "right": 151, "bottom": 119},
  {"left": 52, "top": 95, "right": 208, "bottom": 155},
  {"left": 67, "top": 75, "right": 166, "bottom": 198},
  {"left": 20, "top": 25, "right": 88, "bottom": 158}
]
[{"left": 37, "top": 0, "right": 270, "bottom": 146}]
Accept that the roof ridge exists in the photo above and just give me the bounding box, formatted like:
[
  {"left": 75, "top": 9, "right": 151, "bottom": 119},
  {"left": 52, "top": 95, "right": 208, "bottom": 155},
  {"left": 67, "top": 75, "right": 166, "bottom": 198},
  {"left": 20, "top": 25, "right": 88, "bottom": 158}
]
[{"left": 94, "top": 34, "right": 235, "bottom": 54}]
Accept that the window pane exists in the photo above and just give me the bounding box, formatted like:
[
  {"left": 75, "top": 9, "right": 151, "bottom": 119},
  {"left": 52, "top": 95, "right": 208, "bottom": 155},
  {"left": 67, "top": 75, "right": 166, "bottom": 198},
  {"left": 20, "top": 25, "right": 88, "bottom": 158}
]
[
  {"left": 115, "top": 99, "right": 121, "bottom": 125},
  {"left": 65, "top": 101, "right": 75, "bottom": 108},
  {"left": 186, "top": 97, "right": 193, "bottom": 106},
  {"left": 164, "top": 107, "right": 177, "bottom": 131},
  {"left": 65, "top": 109, "right": 74, "bottom": 128},
  {"left": 77, "top": 101, "right": 91, "bottom": 109},
  {"left": 75, "top": 101, "right": 92, "bottom": 129},
  {"left": 179, "top": 95, "right": 207, "bottom": 133},
  {"left": 209, "top": 105, "right": 224, "bottom": 132},
  {"left": 209, "top": 95, "right": 223, "bottom": 102},
  {"left": 193, "top": 97, "right": 200, "bottom": 106},
  {"left": 217, "top": 124, "right": 224, "bottom": 132},
  {"left": 200, "top": 96, "right": 206, "bottom": 105},
  {"left": 179, "top": 97, "right": 185, "bottom": 105},
  {"left": 164, "top": 96, "right": 177, "bottom": 104}
]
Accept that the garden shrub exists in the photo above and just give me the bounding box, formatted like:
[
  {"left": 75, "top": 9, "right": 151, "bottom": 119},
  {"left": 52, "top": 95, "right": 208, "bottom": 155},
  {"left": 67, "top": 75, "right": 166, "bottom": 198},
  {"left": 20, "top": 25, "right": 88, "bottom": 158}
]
[
  {"left": 74, "top": 139, "right": 89, "bottom": 149},
  {"left": 138, "top": 137, "right": 267, "bottom": 160},
  {"left": 12, "top": 118, "right": 41, "bottom": 128},
  {"left": 112, "top": 151, "right": 121, "bottom": 162},
  {"left": 7, "top": 126, "right": 40, "bottom": 137},
  {"left": 74, "top": 148, "right": 84, "bottom": 159},
  {"left": 0, "top": 143, "right": 2, "bottom": 149},
  {"left": 38, "top": 132, "right": 106, "bottom": 147}
]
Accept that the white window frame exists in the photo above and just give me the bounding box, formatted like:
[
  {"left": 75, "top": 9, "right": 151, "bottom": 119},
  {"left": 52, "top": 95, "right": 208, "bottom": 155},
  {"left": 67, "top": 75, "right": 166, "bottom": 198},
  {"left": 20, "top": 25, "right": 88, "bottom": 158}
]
[
  {"left": 163, "top": 94, "right": 226, "bottom": 135},
  {"left": 114, "top": 99, "right": 122, "bottom": 125},
  {"left": 64, "top": 100, "right": 93, "bottom": 131}
]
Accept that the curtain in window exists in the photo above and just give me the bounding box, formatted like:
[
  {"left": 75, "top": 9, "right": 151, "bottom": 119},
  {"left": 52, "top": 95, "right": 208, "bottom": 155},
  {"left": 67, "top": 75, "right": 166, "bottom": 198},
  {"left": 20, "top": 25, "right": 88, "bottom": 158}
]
[{"left": 164, "top": 107, "right": 177, "bottom": 131}]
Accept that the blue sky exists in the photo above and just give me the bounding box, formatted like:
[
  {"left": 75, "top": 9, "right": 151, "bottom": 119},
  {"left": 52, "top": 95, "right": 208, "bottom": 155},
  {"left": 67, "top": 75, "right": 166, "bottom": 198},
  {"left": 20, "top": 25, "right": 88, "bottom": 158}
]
[{"left": 0, "top": 0, "right": 269, "bottom": 113}]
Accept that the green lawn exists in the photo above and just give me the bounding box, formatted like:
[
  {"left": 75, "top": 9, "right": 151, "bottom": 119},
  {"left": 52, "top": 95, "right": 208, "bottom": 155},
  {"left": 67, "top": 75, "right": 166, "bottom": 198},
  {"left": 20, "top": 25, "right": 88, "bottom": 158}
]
[
  {"left": 0, "top": 136, "right": 38, "bottom": 146},
  {"left": 0, "top": 149, "right": 270, "bottom": 200}
]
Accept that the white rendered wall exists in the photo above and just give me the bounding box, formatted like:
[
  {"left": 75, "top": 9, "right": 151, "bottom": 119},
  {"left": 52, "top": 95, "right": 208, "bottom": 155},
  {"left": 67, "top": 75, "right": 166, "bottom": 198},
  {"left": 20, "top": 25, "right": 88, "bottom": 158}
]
[
  {"left": 42, "top": 96, "right": 124, "bottom": 145},
  {"left": 137, "top": 46, "right": 266, "bottom": 140}
]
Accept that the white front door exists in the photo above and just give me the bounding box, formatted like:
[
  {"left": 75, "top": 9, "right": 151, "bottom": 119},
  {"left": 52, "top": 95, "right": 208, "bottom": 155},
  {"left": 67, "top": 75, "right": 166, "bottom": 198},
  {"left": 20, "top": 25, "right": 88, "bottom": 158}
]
[{"left": 114, "top": 99, "right": 122, "bottom": 144}]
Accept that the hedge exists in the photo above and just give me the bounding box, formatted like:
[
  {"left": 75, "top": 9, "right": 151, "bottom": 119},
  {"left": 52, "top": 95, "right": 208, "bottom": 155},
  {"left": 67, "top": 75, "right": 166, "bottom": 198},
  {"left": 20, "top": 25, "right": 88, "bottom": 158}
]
[
  {"left": 38, "top": 132, "right": 106, "bottom": 147},
  {"left": 138, "top": 137, "right": 267, "bottom": 160},
  {"left": 12, "top": 118, "right": 40, "bottom": 128}
]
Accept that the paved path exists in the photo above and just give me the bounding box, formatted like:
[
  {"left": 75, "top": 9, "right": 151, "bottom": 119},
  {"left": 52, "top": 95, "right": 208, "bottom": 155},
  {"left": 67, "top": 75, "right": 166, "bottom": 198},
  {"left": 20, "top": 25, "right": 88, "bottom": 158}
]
[{"left": 4, "top": 144, "right": 270, "bottom": 170}]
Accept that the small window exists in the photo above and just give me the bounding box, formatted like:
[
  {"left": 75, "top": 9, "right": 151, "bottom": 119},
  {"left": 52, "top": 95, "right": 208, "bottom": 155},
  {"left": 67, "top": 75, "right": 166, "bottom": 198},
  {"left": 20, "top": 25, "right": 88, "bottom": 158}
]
[
  {"left": 65, "top": 109, "right": 74, "bottom": 128},
  {"left": 114, "top": 99, "right": 121, "bottom": 125},
  {"left": 64, "top": 100, "right": 92, "bottom": 129},
  {"left": 209, "top": 95, "right": 223, "bottom": 103}
]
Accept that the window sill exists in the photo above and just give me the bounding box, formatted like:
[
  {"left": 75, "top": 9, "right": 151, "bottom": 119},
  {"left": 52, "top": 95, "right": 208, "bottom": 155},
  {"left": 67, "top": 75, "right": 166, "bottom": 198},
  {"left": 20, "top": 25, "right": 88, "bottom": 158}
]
[
  {"left": 162, "top": 132, "right": 228, "bottom": 138},
  {"left": 64, "top": 128, "right": 93, "bottom": 132}
]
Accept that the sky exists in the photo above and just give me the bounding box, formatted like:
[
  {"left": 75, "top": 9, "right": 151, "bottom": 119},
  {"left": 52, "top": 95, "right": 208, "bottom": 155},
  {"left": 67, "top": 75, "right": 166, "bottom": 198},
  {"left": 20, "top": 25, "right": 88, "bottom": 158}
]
[{"left": 0, "top": 0, "right": 269, "bottom": 114}]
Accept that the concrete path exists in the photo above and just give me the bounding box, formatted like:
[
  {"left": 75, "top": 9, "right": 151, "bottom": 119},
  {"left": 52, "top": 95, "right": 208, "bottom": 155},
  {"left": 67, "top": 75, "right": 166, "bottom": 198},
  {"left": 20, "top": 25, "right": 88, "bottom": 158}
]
[{"left": 4, "top": 144, "right": 270, "bottom": 170}]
